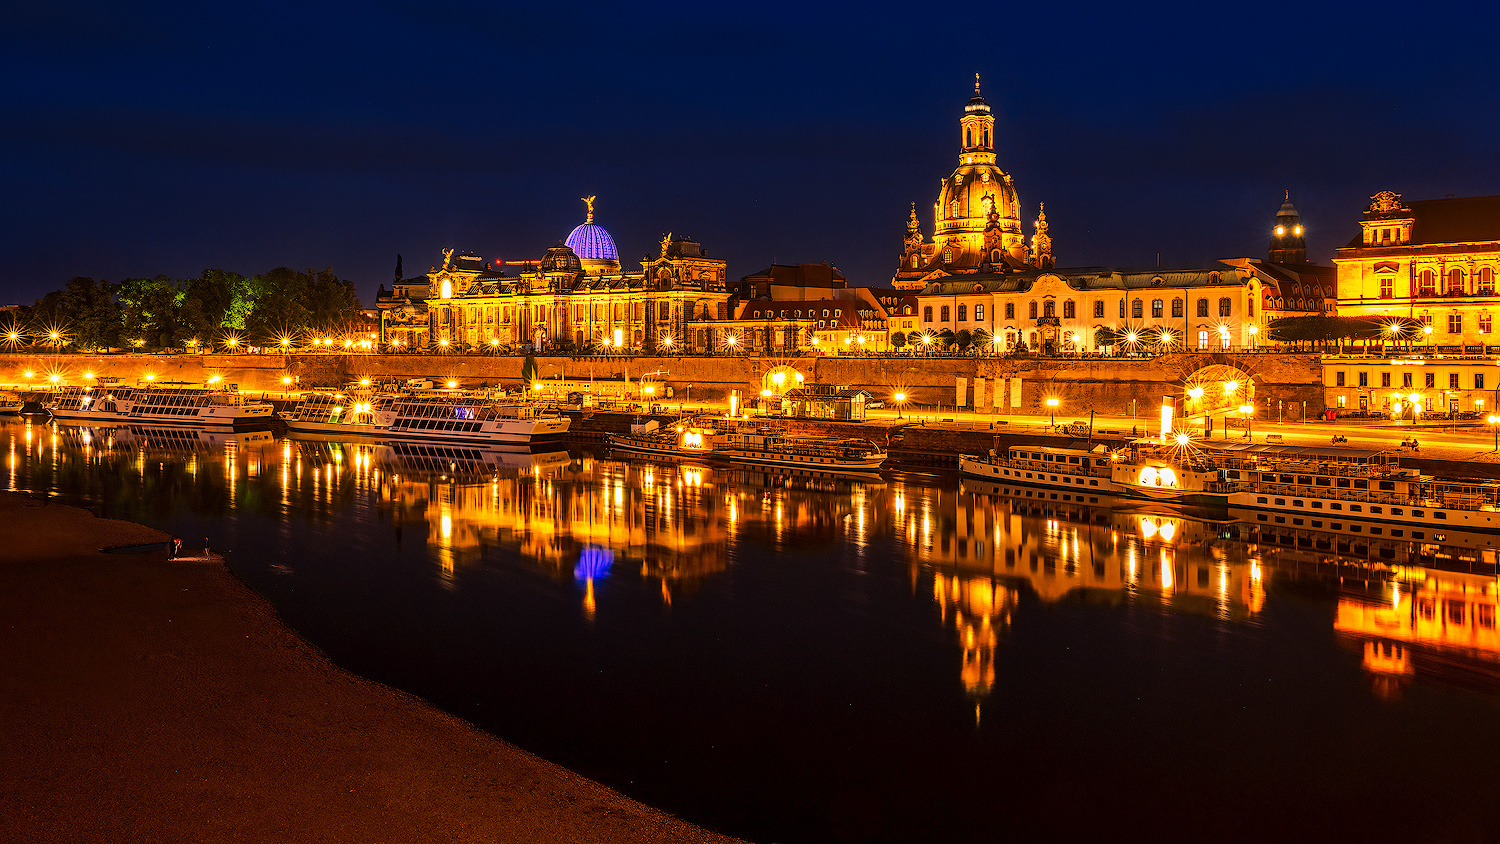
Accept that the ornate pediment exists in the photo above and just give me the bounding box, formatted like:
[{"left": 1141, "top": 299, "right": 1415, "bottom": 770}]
[{"left": 1368, "top": 191, "right": 1409, "bottom": 214}]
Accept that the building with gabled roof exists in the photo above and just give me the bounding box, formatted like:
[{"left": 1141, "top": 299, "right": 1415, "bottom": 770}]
[{"left": 1334, "top": 191, "right": 1500, "bottom": 348}]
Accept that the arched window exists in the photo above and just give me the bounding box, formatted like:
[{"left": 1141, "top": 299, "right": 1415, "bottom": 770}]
[
  {"left": 1448, "top": 268, "right": 1465, "bottom": 294},
  {"left": 1043, "top": 300, "right": 1055, "bottom": 318},
  {"left": 957, "top": 304, "right": 967, "bottom": 321},
  {"left": 1480, "top": 268, "right": 1495, "bottom": 294},
  {"left": 923, "top": 306, "right": 933, "bottom": 322},
  {"left": 1063, "top": 300, "right": 1075, "bottom": 319},
  {"left": 1418, "top": 269, "right": 1436, "bottom": 296},
  {"left": 1150, "top": 299, "right": 1164, "bottom": 318},
  {"left": 975, "top": 303, "right": 984, "bottom": 321},
  {"left": 1094, "top": 300, "right": 1104, "bottom": 318},
  {"left": 1196, "top": 298, "right": 1209, "bottom": 317},
  {"left": 1219, "top": 297, "right": 1232, "bottom": 317},
  {"left": 1197, "top": 330, "right": 1209, "bottom": 350},
  {"left": 1029, "top": 301, "right": 1038, "bottom": 319},
  {"left": 940, "top": 305, "right": 951, "bottom": 322},
  {"left": 1120, "top": 299, "right": 1127, "bottom": 318},
  {"left": 1171, "top": 298, "right": 1183, "bottom": 318}
]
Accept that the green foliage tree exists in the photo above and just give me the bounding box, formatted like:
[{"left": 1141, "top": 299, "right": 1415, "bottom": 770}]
[
  {"left": 889, "top": 331, "right": 907, "bottom": 351},
  {"left": 244, "top": 267, "right": 312, "bottom": 345},
  {"left": 62, "top": 277, "right": 122, "bottom": 351},
  {"left": 118, "top": 275, "right": 185, "bottom": 350},
  {"left": 955, "top": 329, "right": 973, "bottom": 351},
  {"left": 1267, "top": 315, "right": 1388, "bottom": 351},
  {"left": 937, "top": 329, "right": 956, "bottom": 348},
  {"left": 1094, "top": 326, "right": 1120, "bottom": 348}
]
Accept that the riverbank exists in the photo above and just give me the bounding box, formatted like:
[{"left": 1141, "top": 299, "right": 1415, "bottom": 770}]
[{"left": 0, "top": 492, "right": 740, "bottom": 844}]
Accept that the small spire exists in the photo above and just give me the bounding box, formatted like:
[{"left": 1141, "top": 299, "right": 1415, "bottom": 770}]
[
  {"left": 974, "top": 72, "right": 981, "bottom": 96},
  {"left": 1285, "top": 189, "right": 1290, "bottom": 201}
]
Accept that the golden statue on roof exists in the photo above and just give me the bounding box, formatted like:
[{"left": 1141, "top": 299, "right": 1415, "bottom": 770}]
[
  {"left": 581, "top": 195, "right": 597, "bottom": 224},
  {"left": 660, "top": 232, "right": 672, "bottom": 257}
]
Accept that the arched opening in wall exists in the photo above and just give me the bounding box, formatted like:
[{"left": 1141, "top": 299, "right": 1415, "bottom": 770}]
[
  {"left": 761, "top": 364, "right": 804, "bottom": 398},
  {"left": 1181, "top": 363, "right": 1256, "bottom": 418}
]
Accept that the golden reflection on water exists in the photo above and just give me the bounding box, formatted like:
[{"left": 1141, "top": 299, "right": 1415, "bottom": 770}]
[{"left": 5, "top": 419, "right": 1500, "bottom": 710}]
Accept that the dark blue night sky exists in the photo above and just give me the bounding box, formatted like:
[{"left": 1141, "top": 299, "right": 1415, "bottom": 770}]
[{"left": 3, "top": 1, "right": 1497, "bottom": 307}]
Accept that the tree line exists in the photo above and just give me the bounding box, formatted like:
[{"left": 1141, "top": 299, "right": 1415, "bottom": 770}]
[{"left": 1, "top": 268, "right": 363, "bottom": 352}]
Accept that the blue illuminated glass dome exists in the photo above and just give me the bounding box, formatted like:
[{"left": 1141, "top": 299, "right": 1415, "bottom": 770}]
[{"left": 565, "top": 222, "right": 618, "bottom": 261}]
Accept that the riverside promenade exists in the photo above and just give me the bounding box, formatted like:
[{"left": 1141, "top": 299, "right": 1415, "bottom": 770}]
[{"left": 0, "top": 492, "right": 740, "bottom": 844}]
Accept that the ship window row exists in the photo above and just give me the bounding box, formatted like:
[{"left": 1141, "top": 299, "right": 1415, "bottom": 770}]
[
  {"left": 136, "top": 406, "right": 202, "bottom": 416},
  {"left": 401, "top": 418, "right": 482, "bottom": 432},
  {"left": 1254, "top": 516, "right": 1430, "bottom": 542}
]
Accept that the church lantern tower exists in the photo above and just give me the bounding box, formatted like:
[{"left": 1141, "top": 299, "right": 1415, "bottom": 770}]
[
  {"left": 1269, "top": 191, "right": 1307, "bottom": 264},
  {"left": 894, "top": 76, "right": 1037, "bottom": 288}
]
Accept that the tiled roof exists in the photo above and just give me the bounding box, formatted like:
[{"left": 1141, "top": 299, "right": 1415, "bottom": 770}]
[{"left": 1344, "top": 195, "right": 1500, "bottom": 248}]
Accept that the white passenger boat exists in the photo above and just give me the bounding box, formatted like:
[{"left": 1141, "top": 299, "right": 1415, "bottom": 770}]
[
  {"left": 282, "top": 391, "right": 395, "bottom": 436},
  {"left": 609, "top": 416, "right": 886, "bottom": 473},
  {"left": 119, "top": 386, "right": 276, "bottom": 429},
  {"left": 1107, "top": 439, "right": 1240, "bottom": 511},
  {"left": 380, "top": 396, "right": 570, "bottom": 446},
  {"left": 0, "top": 390, "right": 24, "bottom": 414},
  {"left": 959, "top": 444, "right": 1119, "bottom": 496},
  {"left": 46, "top": 385, "right": 138, "bottom": 424},
  {"left": 50, "top": 385, "right": 273, "bottom": 429},
  {"left": 1210, "top": 442, "right": 1500, "bottom": 542}
]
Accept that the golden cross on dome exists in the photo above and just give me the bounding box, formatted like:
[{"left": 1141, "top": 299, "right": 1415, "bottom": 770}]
[{"left": 581, "top": 195, "right": 597, "bottom": 224}]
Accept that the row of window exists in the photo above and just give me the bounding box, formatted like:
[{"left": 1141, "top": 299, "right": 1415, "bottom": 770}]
[
  {"left": 1379, "top": 268, "right": 1498, "bottom": 298},
  {"left": 1254, "top": 513, "right": 1437, "bottom": 541},
  {"left": 1336, "top": 370, "right": 1489, "bottom": 389},
  {"left": 923, "top": 296, "right": 1240, "bottom": 324},
  {"left": 1253, "top": 496, "right": 1444, "bottom": 520}
]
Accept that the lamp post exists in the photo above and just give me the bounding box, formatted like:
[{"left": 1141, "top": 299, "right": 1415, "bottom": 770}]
[
  {"left": 1248, "top": 324, "right": 1258, "bottom": 351},
  {"left": 894, "top": 392, "right": 906, "bottom": 419},
  {"left": 1046, "top": 397, "right": 1059, "bottom": 428},
  {"left": 1239, "top": 404, "right": 1254, "bottom": 440},
  {"left": 1489, "top": 414, "right": 1500, "bottom": 452}
]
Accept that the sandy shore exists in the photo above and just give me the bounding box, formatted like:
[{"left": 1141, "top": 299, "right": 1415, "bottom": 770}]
[{"left": 0, "top": 491, "right": 742, "bottom": 844}]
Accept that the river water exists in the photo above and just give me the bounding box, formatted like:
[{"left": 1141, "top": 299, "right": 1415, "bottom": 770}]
[{"left": 6, "top": 416, "right": 1500, "bottom": 843}]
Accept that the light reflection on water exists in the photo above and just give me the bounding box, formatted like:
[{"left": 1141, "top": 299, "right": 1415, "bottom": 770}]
[{"left": 6, "top": 415, "right": 1500, "bottom": 843}]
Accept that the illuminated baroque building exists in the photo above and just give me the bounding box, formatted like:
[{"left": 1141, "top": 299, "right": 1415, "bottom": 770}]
[
  {"left": 1334, "top": 191, "right": 1500, "bottom": 347},
  {"left": 893, "top": 76, "right": 1049, "bottom": 287},
  {"left": 376, "top": 198, "right": 733, "bottom": 352},
  {"left": 901, "top": 87, "right": 1351, "bottom": 354}
]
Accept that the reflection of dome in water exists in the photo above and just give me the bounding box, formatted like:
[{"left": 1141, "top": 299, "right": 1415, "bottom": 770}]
[{"left": 565, "top": 223, "right": 618, "bottom": 262}]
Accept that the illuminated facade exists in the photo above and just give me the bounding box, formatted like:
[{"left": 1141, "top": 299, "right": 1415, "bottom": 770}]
[
  {"left": 893, "top": 77, "right": 1051, "bottom": 288},
  {"left": 1334, "top": 192, "right": 1500, "bottom": 346},
  {"left": 1322, "top": 356, "right": 1498, "bottom": 415},
  {"left": 378, "top": 199, "right": 733, "bottom": 352},
  {"left": 915, "top": 266, "right": 1262, "bottom": 354}
]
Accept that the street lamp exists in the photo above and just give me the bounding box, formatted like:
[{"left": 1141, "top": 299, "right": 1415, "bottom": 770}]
[
  {"left": 1239, "top": 404, "right": 1254, "bottom": 440},
  {"left": 1046, "top": 396, "right": 1060, "bottom": 427},
  {"left": 1408, "top": 392, "right": 1422, "bottom": 422},
  {"left": 1248, "top": 324, "right": 1258, "bottom": 350},
  {"left": 1489, "top": 414, "right": 1500, "bottom": 451},
  {"left": 894, "top": 391, "right": 907, "bottom": 419}
]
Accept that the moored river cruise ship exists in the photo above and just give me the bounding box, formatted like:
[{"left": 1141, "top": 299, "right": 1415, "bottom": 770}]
[
  {"left": 958, "top": 443, "right": 1119, "bottom": 497},
  {"left": 281, "top": 391, "right": 396, "bottom": 436},
  {"left": 1208, "top": 442, "right": 1500, "bottom": 542},
  {"left": 49, "top": 385, "right": 274, "bottom": 429},
  {"left": 609, "top": 416, "right": 887, "bottom": 473},
  {"left": 381, "top": 397, "right": 570, "bottom": 446}
]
